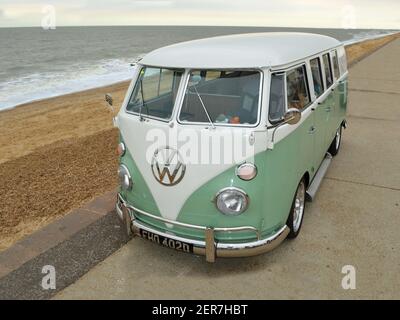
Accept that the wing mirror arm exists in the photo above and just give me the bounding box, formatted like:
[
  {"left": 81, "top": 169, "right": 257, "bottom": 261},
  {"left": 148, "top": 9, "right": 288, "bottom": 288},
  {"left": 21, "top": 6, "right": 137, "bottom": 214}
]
[
  {"left": 267, "top": 108, "right": 301, "bottom": 150},
  {"left": 104, "top": 93, "right": 118, "bottom": 127}
]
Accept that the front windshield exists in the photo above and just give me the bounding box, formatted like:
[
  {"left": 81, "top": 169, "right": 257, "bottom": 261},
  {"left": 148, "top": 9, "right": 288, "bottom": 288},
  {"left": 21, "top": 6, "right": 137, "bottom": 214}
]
[
  {"left": 179, "top": 70, "right": 261, "bottom": 125},
  {"left": 126, "top": 67, "right": 183, "bottom": 120}
]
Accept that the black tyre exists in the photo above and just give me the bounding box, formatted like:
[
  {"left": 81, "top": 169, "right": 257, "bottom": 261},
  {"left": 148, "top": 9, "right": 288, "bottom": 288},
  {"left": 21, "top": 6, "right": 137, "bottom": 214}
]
[
  {"left": 328, "top": 125, "right": 342, "bottom": 156},
  {"left": 286, "top": 178, "right": 306, "bottom": 239}
]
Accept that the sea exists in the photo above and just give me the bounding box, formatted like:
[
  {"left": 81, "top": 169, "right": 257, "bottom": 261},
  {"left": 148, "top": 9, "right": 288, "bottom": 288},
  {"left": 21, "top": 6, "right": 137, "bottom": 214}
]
[{"left": 0, "top": 26, "right": 398, "bottom": 111}]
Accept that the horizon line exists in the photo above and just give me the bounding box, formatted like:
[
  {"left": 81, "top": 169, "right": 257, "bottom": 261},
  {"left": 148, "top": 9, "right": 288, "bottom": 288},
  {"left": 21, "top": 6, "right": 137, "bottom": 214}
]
[{"left": 1, "top": 24, "right": 399, "bottom": 31}]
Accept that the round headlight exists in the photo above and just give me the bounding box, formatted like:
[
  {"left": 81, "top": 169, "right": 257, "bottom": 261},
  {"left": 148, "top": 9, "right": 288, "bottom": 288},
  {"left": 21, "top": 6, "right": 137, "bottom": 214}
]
[
  {"left": 215, "top": 187, "right": 249, "bottom": 216},
  {"left": 236, "top": 163, "right": 257, "bottom": 181},
  {"left": 118, "top": 164, "right": 132, "bottom": 190},
  {"left": 117, "top": 142, "right": 126, "bottom": 157}
]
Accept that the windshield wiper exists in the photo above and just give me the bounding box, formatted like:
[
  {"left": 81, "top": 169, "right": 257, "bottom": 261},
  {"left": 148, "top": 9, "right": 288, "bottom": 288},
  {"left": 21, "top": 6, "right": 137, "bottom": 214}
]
[{"left": 190, "top": 84, "right": 215, "bottom": 129}]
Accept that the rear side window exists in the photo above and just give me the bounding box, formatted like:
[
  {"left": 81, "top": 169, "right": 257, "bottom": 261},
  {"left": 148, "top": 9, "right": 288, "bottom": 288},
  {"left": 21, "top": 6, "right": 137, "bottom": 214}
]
[
  {"left": 332, "top": 50, "right": 340, "bottom": 80},
  {"left": 337, "top": 46, "right": 348, "bottom": 75},
  {"left": 310, "top": 57, "right": 324, "bottom": 97},
  {"left": 269, "top": 73, "right": 286, "bottom": 122},
  {"left": 286, "top": 65, "right": 310, "bottom": 110},
  {"left": 322, "top": 53, "right": 333, "bottom": 88}
]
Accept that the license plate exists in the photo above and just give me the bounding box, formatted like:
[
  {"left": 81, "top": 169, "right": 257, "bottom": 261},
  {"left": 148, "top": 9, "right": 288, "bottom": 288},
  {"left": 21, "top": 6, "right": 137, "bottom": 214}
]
[{"left": 139, "top": 229, "right": 193, "bottom": 253}]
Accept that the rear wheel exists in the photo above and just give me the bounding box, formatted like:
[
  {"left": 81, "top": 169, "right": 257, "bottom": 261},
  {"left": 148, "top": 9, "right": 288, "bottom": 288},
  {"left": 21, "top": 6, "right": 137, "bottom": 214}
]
[
  {"left": 286, "top": 178, "right": 306, "bottom": 239},
  {"left": 328, "top": 125, "right": 342, "bottom": 156}
]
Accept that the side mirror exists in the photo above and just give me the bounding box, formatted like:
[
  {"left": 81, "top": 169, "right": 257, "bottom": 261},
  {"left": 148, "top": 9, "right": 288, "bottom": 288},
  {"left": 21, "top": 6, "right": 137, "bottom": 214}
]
[
  {"left": 105, "top": 93, "right": 113, "bottom": 107},
  {"left": 283, "top": 108, "right": 301, "bottom": 125},
  {"left": 104, "top": 93, "right": 118, "bottom": 127},
  {"left": 268, "top": 108, "right": 302, "bottom": 150}
]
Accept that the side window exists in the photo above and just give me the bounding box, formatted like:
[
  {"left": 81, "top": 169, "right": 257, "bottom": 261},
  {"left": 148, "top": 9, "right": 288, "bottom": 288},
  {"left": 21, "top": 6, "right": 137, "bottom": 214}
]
[
  {"left": 332, "top": 50, "right": 340, "bottom": 80},
  {"left": 158, "top": 69, "right": 178, "bottom": 95},
  {"left": 337, "top": 46, "right": 348, "bottom": 75},
  {"left": 140, "top": 68, "right": 177, "bottom": 100},
  {"left": 286, "top": 65, "right": 310, "bottom": 110},
  {"left": 310, "top": 57, "right": 324, "bottom": 97},
  {"left": 322, "top": 53, "right": 333, "bottom": 88},
  {"left": 269, "top": 73, "right": 286, "bottom": 122},
  {"left": 205, "top": 70, "right": 222, "bottom": 81},
  {"left": 127, "top": 67, "right": 183, "bottom": 119}
]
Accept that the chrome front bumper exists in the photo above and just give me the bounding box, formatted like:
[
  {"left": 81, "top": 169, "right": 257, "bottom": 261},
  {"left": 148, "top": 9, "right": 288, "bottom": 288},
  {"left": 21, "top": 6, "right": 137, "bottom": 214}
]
[{"left": 116, "top": 193, "right": 289, "bottom": 262}]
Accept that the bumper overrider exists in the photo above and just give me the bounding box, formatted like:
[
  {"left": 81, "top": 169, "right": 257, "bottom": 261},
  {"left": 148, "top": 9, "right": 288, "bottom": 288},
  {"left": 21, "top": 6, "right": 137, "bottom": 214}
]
[{"left": 116, "top": 193, "right": 289, "bottom": 262}]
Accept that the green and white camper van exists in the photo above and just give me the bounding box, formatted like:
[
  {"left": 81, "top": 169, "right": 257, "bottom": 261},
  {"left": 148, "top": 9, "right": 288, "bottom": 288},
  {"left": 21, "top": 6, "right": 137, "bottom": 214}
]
[{"left": 113, "top": 33, "right": 348, "bottom": 262}]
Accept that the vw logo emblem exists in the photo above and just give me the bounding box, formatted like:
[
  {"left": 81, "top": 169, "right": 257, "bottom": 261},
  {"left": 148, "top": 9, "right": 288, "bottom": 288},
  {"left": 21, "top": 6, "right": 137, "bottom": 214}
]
[{"left": 151, "top": 147, "right": 186, "bottom": 186}]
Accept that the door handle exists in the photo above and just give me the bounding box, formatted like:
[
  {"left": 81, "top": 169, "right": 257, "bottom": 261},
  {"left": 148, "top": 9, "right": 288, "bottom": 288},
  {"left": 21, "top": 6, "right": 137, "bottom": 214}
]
[
  {"left": 308, "top": 126, "right": 316, "bottom": 134},
  {"left": 325, "top": 106, "right": 332, "bottom": 112}
]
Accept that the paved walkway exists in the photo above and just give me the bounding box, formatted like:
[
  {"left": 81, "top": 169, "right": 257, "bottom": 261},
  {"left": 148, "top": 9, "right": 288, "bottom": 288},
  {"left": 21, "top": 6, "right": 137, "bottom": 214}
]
[{"left": 56, "top": 39, "right": 400, "bottom": 299}]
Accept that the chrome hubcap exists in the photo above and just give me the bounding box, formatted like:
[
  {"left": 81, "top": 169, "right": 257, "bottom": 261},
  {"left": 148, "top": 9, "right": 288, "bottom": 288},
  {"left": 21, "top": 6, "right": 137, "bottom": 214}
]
[
  {"left": 293, "top": 181, "right": 305, "bottom": 233},
  {"left": 335, "top": 129, "right": 341, "bottom": 150}
]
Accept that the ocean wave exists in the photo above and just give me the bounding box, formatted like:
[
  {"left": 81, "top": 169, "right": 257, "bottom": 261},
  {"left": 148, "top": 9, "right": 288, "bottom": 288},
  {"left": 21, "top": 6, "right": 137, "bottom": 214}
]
[
  {"left": 0, "top": 29, "right": 396, "bottom": 111},
  {"left": 0, "top": 57, "right": 142, "bottom": 111}
]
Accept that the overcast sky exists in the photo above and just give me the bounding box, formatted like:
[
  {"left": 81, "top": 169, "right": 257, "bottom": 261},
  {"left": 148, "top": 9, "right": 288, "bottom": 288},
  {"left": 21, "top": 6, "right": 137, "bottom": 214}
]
[{"left": 1, "top": 0, "right": 399, "bottom": 29}]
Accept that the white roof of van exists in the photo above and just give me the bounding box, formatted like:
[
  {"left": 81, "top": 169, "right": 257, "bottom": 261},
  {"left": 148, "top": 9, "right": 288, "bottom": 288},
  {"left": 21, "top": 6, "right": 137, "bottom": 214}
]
[{"left": 140, "top": 32, "right": 342, "bottom": 69}]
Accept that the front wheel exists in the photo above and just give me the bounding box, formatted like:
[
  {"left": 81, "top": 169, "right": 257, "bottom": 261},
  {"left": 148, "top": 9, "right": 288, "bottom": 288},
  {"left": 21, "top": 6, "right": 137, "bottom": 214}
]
[
  {"left": 328, "top": 125, "right": 342, "bottom": 156},
  {"left": 286, "top": 178, "right": 306, "bottom": 239}
]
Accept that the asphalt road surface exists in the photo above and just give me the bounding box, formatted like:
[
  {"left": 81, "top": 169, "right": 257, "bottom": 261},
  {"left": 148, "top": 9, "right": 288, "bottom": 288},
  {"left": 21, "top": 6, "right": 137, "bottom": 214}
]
[{"left": 56, "top": 39, "right": 400, "bottom": 299}]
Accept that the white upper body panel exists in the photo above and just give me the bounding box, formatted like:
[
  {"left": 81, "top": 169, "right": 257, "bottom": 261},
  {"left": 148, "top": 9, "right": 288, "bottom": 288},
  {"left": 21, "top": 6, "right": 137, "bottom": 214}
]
[{"left": 140, "top": 32, "right": 342, "bottom": 69}]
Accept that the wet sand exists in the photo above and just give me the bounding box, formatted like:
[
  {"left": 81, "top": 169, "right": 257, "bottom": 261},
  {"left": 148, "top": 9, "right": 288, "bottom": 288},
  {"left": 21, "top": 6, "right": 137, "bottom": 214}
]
[{"left": 0, "top": 32, "right": 399, "bottom": 251}]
